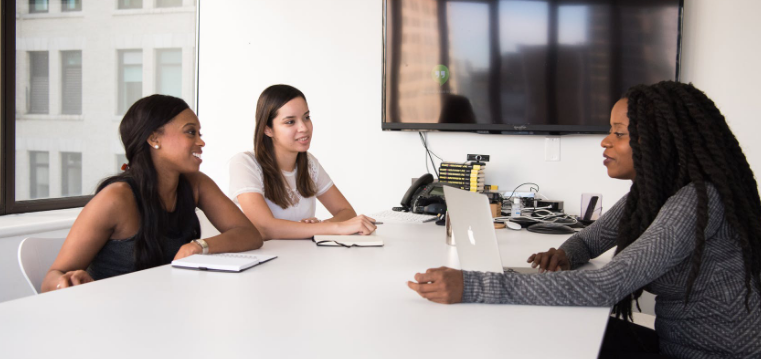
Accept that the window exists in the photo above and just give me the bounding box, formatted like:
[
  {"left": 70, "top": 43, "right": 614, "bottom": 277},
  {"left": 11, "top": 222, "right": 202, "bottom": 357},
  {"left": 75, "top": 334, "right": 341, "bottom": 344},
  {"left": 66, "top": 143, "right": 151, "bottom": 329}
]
[
  {"left": 29, "top": 151, "right": 50, "bottom": 199},
  {"left": 4, "top": 0, "right": 197, "bottom": 213},
  {"left": 61, "top": 0, "right": 81, "bottom": 12},
  {"left": 118, "top": 50, "right": 143, "bottom": 115},
  {"left": 156, "top": 0, "right": 183, "bottom": 8},
  {"left": 118, "top": 0, "right": 143, "bottom": 9},
  {"left": 61, "top": 152, "right": 82, "bottom": 197},
  {"left": 61, "top": 51, "right": 82, "bottom": 115},
  {"left": 29, "top": 0, "right": 49, "bottom": 13},
  {"left": 156, "top": 49, "right": 182, "bottom": 98},
  {"left": 29, "top": 51, "right": 50, "bottom": 114}
]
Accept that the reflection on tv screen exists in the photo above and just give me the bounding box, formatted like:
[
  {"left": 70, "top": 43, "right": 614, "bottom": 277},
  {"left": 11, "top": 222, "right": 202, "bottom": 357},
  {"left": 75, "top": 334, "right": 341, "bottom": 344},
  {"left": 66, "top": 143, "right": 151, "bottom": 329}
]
[{"left": 384, "top": 0, "right": 681, "bottom": 131}]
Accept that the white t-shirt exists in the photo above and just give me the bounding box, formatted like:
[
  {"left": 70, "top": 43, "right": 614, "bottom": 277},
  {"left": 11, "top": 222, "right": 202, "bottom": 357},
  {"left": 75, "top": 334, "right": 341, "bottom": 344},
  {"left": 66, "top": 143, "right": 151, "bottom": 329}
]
[{"left": 228, "top": 151, "right": 334, "bottom": 222}]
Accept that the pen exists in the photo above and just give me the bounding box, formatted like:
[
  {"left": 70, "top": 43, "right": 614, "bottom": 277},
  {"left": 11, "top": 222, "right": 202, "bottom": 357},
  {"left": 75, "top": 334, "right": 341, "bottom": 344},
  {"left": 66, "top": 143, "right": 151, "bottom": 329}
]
[{"left": 372, "top": 221, "right": 384, "bottom": 225}]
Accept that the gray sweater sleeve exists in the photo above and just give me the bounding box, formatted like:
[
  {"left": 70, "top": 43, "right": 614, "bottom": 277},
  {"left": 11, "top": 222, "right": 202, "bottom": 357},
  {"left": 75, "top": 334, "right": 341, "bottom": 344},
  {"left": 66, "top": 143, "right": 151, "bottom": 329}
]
[
  {"left": 558, "top": 194, "right": 629, "bottom": 269},
  {"left": 461, "top": 184, "right": 723, "bottom": 306}
]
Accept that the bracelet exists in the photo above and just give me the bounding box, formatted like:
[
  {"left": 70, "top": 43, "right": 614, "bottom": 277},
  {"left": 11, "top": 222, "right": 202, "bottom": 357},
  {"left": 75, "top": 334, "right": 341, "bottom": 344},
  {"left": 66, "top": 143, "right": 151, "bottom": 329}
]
[{"left": 193, "top": 239, "right": 209, "bottom": 254}]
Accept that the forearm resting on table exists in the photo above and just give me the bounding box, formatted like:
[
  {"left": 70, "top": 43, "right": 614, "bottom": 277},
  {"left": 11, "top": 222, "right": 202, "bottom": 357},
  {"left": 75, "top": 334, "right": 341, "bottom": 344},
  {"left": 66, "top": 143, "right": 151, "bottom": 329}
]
[
  {"left": 206, "top": 226, "right": 263, "bottom": 252},
  {"left": 559, "top": 237, "right": 593, "bottom": 269},
  {"left": 321, "top": 207, "right": 357, "bottom": 223},
  {"left": 258, "top": 218, "right": 342, "bottom": 240}
]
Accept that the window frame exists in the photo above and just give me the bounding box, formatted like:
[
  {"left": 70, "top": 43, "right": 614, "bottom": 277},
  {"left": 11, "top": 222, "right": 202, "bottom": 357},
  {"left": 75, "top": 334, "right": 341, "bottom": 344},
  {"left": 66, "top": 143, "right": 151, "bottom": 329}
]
[
  {"left": 29, "top": 151, "right": 50, "bottom": 200},
  {"left": 28, "top": 0, "right": 50, "bottom": 14},
  {"left": 4, "top": 1, "right": 91, "bottom": 214},
  {"left": 156, "top": 48, "right": 183, "bottom": 98},
  {"left": 60, "top": 0, "right": 82, "bottom": 12},
  {"left": 28, "top": 51, "right": 50, "bottom": 114},
  {"left": 1, "top": 0, "right": 200, "bottom": 215},
  {"left": 61, "top": 50, "right": 83, "bottom": 115},
  {"left": 117, "top": 49, "right": 144, "bottom": 115},
  {"left": 117, "top": 0, "right": 143, "bottom": 10},
  {"left": 60, "top": 151, "right": 83, "bottom": 197},
  {"left": 155, "top": 0, "right": 183, "bottom": 8}
]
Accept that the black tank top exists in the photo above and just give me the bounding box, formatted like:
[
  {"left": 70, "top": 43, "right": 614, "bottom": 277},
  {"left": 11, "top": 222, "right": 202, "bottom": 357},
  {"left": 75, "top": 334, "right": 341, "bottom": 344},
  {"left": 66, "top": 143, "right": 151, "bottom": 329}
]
[{"left": 87, "top": 177, "right": 201, "bottom": 280}]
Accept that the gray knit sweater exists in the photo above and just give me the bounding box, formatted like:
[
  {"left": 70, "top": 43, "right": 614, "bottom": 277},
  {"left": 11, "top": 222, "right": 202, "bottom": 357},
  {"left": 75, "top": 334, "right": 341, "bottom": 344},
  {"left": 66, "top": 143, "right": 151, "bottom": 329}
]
[{"left": 462, "top": 184, "right": 761, "bottom": 358}]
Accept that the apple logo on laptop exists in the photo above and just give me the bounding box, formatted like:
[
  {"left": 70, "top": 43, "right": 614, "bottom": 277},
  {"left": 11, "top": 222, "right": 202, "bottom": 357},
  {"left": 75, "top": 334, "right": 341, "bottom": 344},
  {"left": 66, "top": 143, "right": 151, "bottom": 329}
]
[{"left": 467, "top": 226, "right": 476, "bottom": 245}]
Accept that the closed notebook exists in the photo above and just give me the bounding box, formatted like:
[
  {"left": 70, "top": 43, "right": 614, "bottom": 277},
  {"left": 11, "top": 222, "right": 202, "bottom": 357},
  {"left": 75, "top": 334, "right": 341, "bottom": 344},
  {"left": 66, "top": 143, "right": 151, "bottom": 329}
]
[
  {"left": 313, "top": 232, "right": 384, "bottom": 247},
  {"left": 171, "top": 253, "right": 277, "bottom": 272}
]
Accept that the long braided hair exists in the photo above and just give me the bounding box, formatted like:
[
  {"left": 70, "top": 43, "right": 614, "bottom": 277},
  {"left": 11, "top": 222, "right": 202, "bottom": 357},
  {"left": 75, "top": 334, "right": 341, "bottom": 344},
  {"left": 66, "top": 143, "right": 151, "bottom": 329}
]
[{"left": 612, "top": 81, "right": 761, "bottom": 321}]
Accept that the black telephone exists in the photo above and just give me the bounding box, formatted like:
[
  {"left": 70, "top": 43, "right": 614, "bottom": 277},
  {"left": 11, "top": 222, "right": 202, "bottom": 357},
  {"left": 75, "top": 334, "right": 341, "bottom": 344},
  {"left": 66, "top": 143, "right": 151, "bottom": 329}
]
[{"left": 395, "top": 173, "right": 447, "bottom": 215}]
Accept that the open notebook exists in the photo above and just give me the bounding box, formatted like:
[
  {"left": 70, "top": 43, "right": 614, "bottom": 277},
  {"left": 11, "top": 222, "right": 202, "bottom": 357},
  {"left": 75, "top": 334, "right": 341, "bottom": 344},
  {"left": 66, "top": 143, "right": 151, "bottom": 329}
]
[
  {"left": 313, "top": 232, "right": 384, "bottom": 247},
  {"left": 171, "top": 253, "right": 277, "bottom": 272}
]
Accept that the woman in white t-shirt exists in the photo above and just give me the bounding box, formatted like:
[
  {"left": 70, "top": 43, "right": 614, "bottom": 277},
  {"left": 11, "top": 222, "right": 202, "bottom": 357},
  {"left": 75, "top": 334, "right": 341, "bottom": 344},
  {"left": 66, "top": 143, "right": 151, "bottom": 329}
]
[{"left": 229, "top": 84, "right": 376, "bottom": 239}]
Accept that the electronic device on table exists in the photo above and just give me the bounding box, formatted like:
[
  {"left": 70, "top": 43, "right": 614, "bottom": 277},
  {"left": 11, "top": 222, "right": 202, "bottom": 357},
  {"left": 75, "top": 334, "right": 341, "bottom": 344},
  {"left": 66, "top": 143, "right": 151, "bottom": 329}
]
[
  {"left": 395, "top": 173, "right": 447, "bottom": 215},
  {"left": 443, "top": 186, "right": 537, "bottom": 274}
]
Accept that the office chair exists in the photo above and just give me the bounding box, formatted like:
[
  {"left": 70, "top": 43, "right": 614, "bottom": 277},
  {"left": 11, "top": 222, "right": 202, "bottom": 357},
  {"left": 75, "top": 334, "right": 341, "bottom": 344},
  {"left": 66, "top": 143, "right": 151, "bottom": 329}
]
[{"left": 17, "top": 237, "right": 66, "bottom": 294}]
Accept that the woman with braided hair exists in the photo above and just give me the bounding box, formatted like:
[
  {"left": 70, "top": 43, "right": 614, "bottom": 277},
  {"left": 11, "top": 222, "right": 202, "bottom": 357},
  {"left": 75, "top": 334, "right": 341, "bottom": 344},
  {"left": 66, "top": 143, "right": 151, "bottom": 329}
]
[{"left": 407, "top": 81, "right": 761, "bottom": 358}]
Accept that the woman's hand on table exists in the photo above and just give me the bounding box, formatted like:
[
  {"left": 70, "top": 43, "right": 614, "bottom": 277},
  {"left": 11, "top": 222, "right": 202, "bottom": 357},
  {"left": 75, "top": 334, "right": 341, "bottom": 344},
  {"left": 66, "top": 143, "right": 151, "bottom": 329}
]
[
  {"left": 55, "top": 270, "right": 94, "bottom": 290},
  {"left": 336, "top": 215, "right": 377, "bottom": 235},
  {"left": 527, "top": 247, "right": 570, "bottom": 273},
  {"left": 407, "top": 267, "right": 463, "bottom": 304},
  {"left": 174, "top": 242, "right": 203, "bottom": 260}
]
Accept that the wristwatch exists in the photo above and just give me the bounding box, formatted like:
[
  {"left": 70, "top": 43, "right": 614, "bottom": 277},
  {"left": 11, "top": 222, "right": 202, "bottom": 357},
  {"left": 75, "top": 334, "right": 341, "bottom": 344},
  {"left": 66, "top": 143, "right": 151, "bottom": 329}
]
[{"left": 193, "top": 239, "right": 209, "bottom": 254}]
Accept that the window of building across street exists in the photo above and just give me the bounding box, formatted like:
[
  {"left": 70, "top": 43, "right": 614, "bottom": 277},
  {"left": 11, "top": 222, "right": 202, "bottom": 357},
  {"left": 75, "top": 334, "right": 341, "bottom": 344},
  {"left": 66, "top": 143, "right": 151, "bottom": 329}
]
[{"left": 2, "top": 0, "right": 197, "bottom": 213}]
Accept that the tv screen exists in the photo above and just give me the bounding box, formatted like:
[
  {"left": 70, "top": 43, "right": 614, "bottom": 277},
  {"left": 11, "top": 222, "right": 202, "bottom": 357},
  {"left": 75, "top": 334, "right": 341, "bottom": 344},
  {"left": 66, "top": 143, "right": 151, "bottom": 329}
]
[{"left": 382, "top": 0, "right": 683, "bottom": 134}]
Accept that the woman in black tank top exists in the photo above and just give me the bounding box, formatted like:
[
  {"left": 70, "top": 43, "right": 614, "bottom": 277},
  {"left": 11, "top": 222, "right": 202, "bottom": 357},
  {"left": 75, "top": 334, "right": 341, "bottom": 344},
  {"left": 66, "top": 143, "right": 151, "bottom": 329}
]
[{"left": 41, "top": 95, "right": 263, "bottom": 291}]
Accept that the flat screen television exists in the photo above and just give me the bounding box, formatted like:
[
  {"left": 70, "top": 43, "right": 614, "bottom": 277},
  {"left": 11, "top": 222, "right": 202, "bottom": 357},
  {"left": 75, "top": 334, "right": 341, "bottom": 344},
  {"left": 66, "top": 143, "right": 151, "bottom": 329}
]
[{"left": 382, "top": 0, "right": 683, "bottom": 135}]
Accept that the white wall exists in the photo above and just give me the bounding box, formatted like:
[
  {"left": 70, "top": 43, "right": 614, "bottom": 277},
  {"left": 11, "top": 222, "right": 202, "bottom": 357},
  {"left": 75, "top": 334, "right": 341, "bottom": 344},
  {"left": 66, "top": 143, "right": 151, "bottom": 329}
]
[
  {"left": 680, "top": 0, "right": 761, "bottom": 175},
  {"left": 198, "top": 0, "right": 632, "bottom": 219},
  {"left": 199, "top": 0, "right": 761, "bottom": 220}
]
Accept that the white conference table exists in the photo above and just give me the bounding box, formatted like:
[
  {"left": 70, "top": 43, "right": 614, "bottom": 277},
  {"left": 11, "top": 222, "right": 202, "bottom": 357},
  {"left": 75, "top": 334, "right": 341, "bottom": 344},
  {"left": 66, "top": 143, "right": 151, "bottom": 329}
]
[{"left": 0, "top": 222, "right": 612, "bottom": 359}]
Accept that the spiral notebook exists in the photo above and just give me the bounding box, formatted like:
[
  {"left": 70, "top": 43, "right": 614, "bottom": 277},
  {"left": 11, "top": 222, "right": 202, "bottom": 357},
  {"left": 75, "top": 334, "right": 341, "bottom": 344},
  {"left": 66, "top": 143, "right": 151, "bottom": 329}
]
[{"left": 171, "top": 253, "right": 277, "bottom": 272}]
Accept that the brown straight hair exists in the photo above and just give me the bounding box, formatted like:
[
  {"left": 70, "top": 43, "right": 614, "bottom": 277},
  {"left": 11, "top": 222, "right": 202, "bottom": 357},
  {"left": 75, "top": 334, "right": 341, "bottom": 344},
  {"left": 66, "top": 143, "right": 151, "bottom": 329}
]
[{"left": 253, "top": 84, "right": 316, "bottom": 209}]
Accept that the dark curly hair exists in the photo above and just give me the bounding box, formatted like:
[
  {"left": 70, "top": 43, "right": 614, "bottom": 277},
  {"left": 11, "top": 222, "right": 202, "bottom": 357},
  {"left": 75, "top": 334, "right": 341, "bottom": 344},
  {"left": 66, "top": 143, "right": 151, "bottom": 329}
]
[{"left": 612, "top": 81, "right": 761, "bottom": 321}]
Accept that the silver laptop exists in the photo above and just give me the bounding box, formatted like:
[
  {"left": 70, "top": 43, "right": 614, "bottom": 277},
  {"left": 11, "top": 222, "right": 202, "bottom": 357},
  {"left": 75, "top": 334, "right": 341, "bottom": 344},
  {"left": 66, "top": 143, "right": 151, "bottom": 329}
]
[{"left": 443, "top": 186, "right": 536, "bottom": 274}]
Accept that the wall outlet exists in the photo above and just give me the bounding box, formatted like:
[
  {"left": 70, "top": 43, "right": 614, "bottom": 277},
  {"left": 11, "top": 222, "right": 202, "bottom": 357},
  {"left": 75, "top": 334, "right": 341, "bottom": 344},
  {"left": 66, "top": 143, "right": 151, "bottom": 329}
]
[{"left": 544, "top": 137, "right": 560, "bottom": 161}]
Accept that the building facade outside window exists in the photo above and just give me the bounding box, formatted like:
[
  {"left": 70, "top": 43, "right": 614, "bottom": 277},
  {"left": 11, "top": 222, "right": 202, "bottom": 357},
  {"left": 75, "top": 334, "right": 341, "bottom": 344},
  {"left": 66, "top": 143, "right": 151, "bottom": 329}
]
[
  {"left": 61, "top": 50, "right": 82, "bottom": 115},
  {"left": 61, "top": 0, "right": 81, "bottom": 12},
  {"left": 156, "top": 0, "right": 183, "bottom": 8},
  {"left": 118, "top": 0, "right": 142, "bottom": 10},
  {"left": 29, "top": 151, "right": 50, "bottom": 199},
  {"left": 156, "top": 49, "right": 182, "bottom": 98},
  {"left": 8, "top": 0, "right": 196, "bottom": 211},
  {"left": 61, "top": 152, "right": 82, "bottom": 197},
  {"left": 118, "top": 50, "right": 143, "bottom": 115},
  {"left": 29, "top": 51, "right": 50, "bottom": 114},
  {"left": 29, "top": 0, "right": 48, "bottom": 13}
]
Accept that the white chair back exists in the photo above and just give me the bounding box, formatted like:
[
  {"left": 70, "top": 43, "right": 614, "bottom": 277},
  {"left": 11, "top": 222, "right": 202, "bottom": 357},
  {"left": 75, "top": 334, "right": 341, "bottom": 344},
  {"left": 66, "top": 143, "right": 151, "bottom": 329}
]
[{"left": 17, "top": 237, "right": 66, "bottom": 294}]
